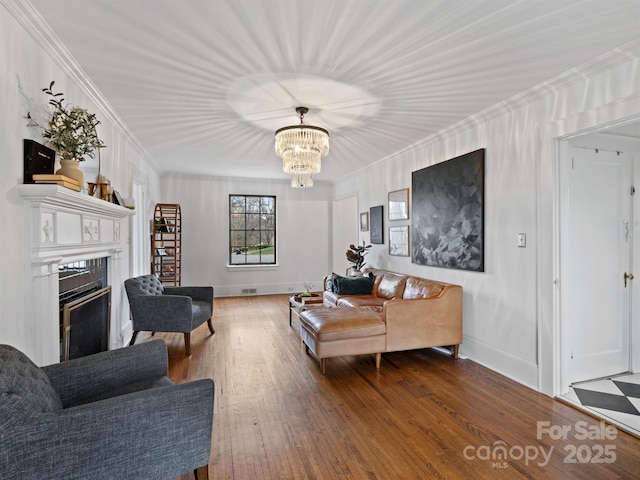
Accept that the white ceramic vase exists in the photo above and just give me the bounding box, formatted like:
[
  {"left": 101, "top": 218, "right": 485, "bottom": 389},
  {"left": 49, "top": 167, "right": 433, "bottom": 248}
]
[{"left": 56, "top": 159, "right": 84, "bottom": 188}]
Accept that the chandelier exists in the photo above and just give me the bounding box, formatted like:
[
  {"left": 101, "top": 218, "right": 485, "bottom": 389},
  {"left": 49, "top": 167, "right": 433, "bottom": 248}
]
[{"left": 275, "top": 107, "right": 329, "bottom": 185}]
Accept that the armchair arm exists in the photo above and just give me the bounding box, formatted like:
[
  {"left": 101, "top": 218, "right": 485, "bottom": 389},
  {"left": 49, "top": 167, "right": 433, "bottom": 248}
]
[
  {"left": 2, "top": 379, "right": 214, "bottom": 480},
  {"left": 43, "top": 340, "right": 168, "bottom": 407},
  {"left": 129, "top": 295, "right": 193, "bottom": 332},
  {"left": 164, "top": 286, "right": 213, "bottom": 304}
]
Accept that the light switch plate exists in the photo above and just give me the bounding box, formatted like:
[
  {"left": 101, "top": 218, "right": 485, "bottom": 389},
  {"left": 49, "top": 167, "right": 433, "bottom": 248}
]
[{"left": 517, "top": 233, "right": 526, "bottom": 248}]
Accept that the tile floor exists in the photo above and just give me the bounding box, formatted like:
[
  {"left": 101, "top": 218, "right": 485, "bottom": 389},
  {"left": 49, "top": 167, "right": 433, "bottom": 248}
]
[{"left": 562, "top": 373, "right": 640, "bottom": 438}]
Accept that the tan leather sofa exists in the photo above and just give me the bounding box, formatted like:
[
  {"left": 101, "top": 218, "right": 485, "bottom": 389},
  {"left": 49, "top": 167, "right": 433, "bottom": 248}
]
[{"left": 298, "top": 268, "right": 462, "bottom": 374}]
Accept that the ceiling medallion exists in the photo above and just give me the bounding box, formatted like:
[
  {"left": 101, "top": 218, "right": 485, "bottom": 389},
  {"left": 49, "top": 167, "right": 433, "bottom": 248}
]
[{"left": 275, "top": 106, "right": 329, "bottom": 188}]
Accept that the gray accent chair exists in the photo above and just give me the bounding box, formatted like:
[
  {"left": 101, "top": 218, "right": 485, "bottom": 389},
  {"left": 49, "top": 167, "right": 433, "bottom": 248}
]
[
  {"left": 0, "top": 339, "right": 214, "bottom": 480},
  {"left": 125, "top": 274, "right": 215, "bottom": 355}
]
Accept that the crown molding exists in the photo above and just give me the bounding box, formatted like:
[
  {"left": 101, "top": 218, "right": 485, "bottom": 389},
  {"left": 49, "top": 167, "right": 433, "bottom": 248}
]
[
  {"left": 342, "top": 37, "right": 640, "bottom": 182},
  {"left": 2, "top": 0, "right": 158, "bottom": 170}
]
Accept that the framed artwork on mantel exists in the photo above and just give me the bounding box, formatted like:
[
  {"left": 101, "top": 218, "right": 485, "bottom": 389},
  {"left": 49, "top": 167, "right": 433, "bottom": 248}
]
[{"left": 388, "top": 188, "right": 409, "bottom": 220}]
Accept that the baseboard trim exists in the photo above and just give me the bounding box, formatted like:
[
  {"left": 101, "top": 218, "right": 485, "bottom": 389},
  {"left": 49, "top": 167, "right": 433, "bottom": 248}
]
[{"left": 461, "top": 336, "right": 539, "bottom": 391}]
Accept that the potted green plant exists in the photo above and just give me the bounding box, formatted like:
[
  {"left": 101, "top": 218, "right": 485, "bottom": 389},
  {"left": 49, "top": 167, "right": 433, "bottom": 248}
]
[
  {"left": 346, "top": 241, "right": 371, "bottom": 276},
  {"left": 299, "top": 282, "right": 314, "bottom": 297},
  {"left": 39, "top": 81, "right": 105, "bottom": 187}
]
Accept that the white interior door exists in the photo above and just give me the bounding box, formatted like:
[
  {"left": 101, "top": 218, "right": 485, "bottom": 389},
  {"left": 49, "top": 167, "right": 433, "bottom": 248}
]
[{"left": 561, "top": 145, "right": 632, "bottom": 385}]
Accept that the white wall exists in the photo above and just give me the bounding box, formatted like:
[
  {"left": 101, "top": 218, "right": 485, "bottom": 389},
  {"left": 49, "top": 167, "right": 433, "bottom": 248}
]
[
  {"left": 0, "top": 3, "right": 161, "bottom": 359},
  {"left": 160, "top": 174, "right": 333, "bottom": 296},
  {"left": 332, "top": 195, "right": 358, "bottom": 275},
  {"left": 334, "top": 41, "right": 640, "bottom": 394}
]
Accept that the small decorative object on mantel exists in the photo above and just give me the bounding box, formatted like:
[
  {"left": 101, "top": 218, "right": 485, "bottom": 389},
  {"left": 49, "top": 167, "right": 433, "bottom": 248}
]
[
  {"left": 346, "top": 241, "right": 371, "bottom": 276},
  {"left": 31, "top": 173, "right": 81, "bottom": 192},
  {"left": 87, "top": 181, "right": 111, "bottom": 201},
  {"left": 112, "top": 190, "right": 125, "bottom": 206},
  {"left": 29, "top": 81, "right": 105, "bottom": 191},
  {"left": 23, "top": 139, "right": 55, "bottom": 183}
]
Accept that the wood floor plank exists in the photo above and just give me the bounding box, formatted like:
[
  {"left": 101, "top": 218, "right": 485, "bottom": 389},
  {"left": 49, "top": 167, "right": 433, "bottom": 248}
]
[{"left": 158, "top": 294, "right": 640, "bottom": 479}]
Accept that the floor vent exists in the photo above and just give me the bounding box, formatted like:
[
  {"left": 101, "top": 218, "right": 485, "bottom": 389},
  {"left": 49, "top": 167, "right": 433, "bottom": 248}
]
[{"left": 241, "top": 288, "right": 257, "bottom": 295}]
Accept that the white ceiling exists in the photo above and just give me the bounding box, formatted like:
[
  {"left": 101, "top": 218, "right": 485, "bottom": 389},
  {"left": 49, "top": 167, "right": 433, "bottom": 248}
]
[{"left": 28, "top": 0, "right": 640, "bottom": 183}]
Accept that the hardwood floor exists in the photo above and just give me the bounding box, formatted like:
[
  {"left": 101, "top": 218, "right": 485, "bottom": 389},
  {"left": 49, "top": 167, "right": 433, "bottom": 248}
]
[{"left": 152, "top": 295, "right": 640, "bottom": 479}]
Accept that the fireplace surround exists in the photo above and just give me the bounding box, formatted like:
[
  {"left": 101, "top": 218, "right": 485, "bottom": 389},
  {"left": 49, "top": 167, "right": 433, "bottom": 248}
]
[{"left": 18, "top": 184, "right": 134, "bottom": 366}]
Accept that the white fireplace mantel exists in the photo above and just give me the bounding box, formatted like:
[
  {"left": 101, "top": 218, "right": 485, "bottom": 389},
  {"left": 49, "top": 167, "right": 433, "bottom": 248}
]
[{"left": 18, "top": 184, "right": 135, "bottom": 366}]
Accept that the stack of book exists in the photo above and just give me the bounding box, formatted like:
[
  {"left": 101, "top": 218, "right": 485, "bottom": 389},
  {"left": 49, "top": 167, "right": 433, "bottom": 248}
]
[{"left": 32, "top": 174, "right": 81, "bottom": 192}]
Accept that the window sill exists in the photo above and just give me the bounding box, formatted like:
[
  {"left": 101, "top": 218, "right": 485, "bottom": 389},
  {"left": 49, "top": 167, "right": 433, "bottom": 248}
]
[{"left": 227, "top": 264, "right": 279, "bottom": 272}]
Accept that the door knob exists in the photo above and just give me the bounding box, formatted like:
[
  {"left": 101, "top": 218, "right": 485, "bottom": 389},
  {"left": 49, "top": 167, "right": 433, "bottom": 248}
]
[{"left": 624, "top": 272, "right": 634, "bottom": 287}]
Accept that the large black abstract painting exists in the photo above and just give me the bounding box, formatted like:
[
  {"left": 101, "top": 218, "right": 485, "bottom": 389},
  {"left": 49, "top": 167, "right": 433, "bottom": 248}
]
[{"left": 411, "top": 149, "right": 485, "bottom": 272}]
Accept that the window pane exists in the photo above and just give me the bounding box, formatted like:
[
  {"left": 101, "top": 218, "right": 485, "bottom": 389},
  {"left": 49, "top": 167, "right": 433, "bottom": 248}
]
[
  {"left": 261, "top": 197, "right": 274, "bottom": 213},
  {"left": 230, "top": 252, "right": 246, "bottom": 264},
  {"left": 230, "top": 231, "right": 245, "bottom": 246},
  {"left": 230, "top": 213, "right": 245, "bottom": 229},
  {"left": 246, "top": 231, "right": 260, "bottom": 247},
  {"left": 262, "top": 214, "right": 275, "bottom": 230},
  {"left": 260, "top": 231, "right": 274, "bottom": 247},
  {"left": 230, "top": 196, "right": 245, "bottom": 213},
  {"left": 246, "top": 214, "right": 260, "bottom": 230},
  {"left": 246, "top": 197, "right": 260, "bottom": 213}
]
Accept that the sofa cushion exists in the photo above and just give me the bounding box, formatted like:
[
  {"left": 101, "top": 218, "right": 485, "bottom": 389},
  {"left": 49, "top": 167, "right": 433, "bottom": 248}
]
[
  {"left": 336, "top": 296, "right": 385, "bottom": 310},
  {"left": 0, "top": 345, "right": 63, "bottom": 417},
  {"left": 332, "top": 274, "right": 375, "bottom": 295},
  {"left": 377, "top": 273, "right": 407, "bottom": 299},
  {"left": 403, "top": 276, "right": 445, "bottom": 299},
  {"left": 299, "top": 308, "right": 386, "bottom": 342}
]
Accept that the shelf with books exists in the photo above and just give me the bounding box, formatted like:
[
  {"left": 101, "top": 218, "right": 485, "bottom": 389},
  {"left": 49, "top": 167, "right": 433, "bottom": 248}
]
[{"left": 151, "top": 203, "right": 181, "bottom": 286}]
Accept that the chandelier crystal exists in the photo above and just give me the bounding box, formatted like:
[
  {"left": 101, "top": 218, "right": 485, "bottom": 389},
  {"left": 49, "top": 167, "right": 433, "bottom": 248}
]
[
  {"left": 291, "top": 172, "right": 314, "bottom": 188},
  {"left": 275, "top": 107, "right": 329, "bottom": 177}
]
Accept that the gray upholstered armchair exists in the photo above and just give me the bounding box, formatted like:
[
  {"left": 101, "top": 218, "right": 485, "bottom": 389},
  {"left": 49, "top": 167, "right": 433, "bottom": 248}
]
[
  {"left": 125, "top": 274, "right": 215, "bottom": 355},
  {"left": 0, "top": 339, "right": 214, "bottom": 480}
]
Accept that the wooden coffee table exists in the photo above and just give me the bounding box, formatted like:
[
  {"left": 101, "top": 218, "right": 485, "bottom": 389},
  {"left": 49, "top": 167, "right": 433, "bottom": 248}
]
[{"left": 289, "top": 293, "right": 324, "bottom": 327}]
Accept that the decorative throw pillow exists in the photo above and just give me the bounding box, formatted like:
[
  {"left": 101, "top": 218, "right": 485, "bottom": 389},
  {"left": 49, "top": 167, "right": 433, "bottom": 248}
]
[
  {"left": 325, "top": 273, "right": 340, "bottom": 291},
  {"left": 332, "top": 273, "right": 375, "bottom": 295}
]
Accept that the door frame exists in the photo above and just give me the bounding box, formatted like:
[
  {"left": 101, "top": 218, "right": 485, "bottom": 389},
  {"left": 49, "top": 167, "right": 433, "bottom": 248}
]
[{"left": 536, "top": 98, "right": 640, "bottom": 397}]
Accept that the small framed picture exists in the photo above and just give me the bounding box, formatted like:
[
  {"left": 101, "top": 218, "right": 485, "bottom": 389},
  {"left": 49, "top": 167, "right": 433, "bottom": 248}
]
[
  {"left": 389, "top": 225, "right": 410, "bottom": 256},
  {"left": 112, "top": 190, "right": 125, "bottom": 206},
  {"left": 388, "top": 188, "right": 409, "bottom": 221},
  {"left": 360, "top": 212, "right": 369, "bottom": 232},
  {"left": 370, "top": 205, "right": 384, "bottom": 244}
]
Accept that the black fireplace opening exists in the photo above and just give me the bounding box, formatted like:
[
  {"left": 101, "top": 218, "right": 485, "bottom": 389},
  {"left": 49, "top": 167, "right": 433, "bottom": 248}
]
[{"left": 59, "top": 258, "right": 110, "bottom": 361}]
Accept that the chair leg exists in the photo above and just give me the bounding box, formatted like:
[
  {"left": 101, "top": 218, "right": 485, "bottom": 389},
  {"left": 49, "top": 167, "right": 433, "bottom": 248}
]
[
  {"left": 184, "top": 332, "right": 191, "bottom": 356},
  {"left": 321, "top": 358, "right": 327, "bottom": 375},
  {"left": 194, "top": 465, "right": 209, "bottom": 480},
  {"left": 375, "top": 352, "right": 381, "bottom": 370},
  {"left": 128, "top": 331, "right": 139, "bottom": 346},
  {"left": 207, "top": 318, "right": 215, "bottom": 335}
]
